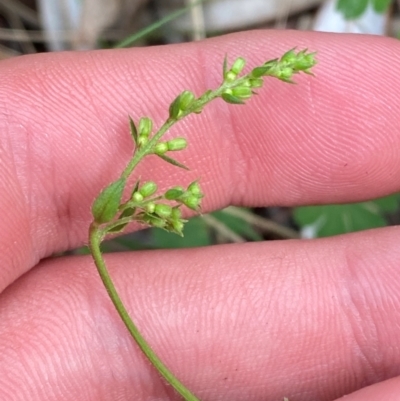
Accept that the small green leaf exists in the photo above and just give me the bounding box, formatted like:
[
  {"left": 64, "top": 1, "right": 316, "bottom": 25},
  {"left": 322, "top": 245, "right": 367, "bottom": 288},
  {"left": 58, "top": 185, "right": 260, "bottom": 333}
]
[
  {"left": 92, "top": 178, "right": 126, "bottom": 224},
  {"left": 223, "top": 54, "right": 228, "bottom": 78},
  {"left": 221, "top": 93, "right": 245, "bottom": 105},
  {"left": 129, "top": 116, "right": 138, "bottom": 145},
  {"left": 250, "top": 60, "right": 278, "bottom": 78},
  {"left": 165, "top": 187, "right": 185, "bottom": 200},
  {"left": 120, "top": 206, "right": 136, "bottom": 219},
  {"left": 108, "top": 222, "right": 129, "bottom": 233},
  {"left": 336, "top": 0, "right": 368, "bottom": 20},
  {"left": 250, "top": 66, "right": 271, "bottom": 78},
  {"left": 372, "top": 0, "right": 391, "bottom": 13},
  {"left": 157, "top": 153, "right": 190, "bottom": 170}
]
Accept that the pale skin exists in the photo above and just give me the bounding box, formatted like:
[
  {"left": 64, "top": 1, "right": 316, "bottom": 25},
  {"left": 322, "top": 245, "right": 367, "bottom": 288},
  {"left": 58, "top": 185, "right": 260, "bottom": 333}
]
[{"left": 0, "top": 30, "right": 400, "bottom": 401}]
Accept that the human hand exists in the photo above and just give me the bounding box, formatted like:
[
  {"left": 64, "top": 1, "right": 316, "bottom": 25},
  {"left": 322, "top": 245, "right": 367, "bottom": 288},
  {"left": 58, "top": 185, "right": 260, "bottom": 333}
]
[{"left": 0, "top": 30, "right": 400, "bottom": 401}]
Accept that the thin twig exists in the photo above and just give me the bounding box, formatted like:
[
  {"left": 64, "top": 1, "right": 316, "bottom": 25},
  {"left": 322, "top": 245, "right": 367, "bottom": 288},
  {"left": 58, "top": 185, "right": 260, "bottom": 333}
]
[
  {"left": 222, "top": 207, "right": 300, "bottom": 240},
  {"left": 186, "top": 0, "right": 206, "bottom": 41},
  {"left": 3, "top": 8, "right": 36, "bottom": 54},
  {"left": 0, "top": 0, "right": 39, "bottom": 26},
  {"left": 202, "top": 214, "right": 246, "bottom": 243},
  {"left": 0, "top": 43, "right": 20, "bottom": 59}
]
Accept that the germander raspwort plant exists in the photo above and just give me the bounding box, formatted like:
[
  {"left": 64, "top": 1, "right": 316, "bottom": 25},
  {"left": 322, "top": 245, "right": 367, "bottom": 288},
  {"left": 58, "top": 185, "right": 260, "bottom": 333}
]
[{"left": 88, "top": 48, "right": 317, "bottom": 401}]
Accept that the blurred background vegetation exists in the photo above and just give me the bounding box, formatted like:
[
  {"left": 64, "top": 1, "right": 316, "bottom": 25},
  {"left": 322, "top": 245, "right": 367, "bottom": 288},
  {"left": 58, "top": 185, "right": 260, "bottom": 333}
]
[{"left": 2, "top": 0, "right": 399, "bottom": 251}]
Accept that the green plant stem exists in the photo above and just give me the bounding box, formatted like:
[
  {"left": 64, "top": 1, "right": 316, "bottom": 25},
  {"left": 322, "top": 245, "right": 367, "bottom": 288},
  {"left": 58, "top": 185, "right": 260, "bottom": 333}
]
[
  {"left": 114, "top": 0, "right": 210, "bottom": 48},
  {"left": 88, "top": 222, "right": 201, "bottom": 401}
]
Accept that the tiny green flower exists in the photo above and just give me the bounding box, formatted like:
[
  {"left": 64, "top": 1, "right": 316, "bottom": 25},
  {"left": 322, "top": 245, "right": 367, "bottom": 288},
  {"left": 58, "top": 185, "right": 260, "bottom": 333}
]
[
  {"left": 167, "top": 137, "right": 187, "bottom": 151},
  {"left": 293, "top": 52, "right": 317, "bottom": 72},
  {"left": 187, "top": 181, "right": 201, "bottom": 196},
  {"left": 277, "top": 67, "right": 294, "bottom": 83},
  {"left": 165, "top": 186, "right": 185, "bottom": 200},
  {"left": 138, "top": 117, "right": 153, "bottom": 137},
  {"left": 179, "top": 90, "right": 196, "bottom": 111},
  {"left": 183, "top": 195, "right": 201, "bottom": 211},
  {"left": 169, "top": 94, "right": 183, "bottom": 120},
  {"left": 154, "top": 204, "right": 173, "bottom": 218},
  {"left": 249, "top": 78, "right": 264, "bottom": 88},
  {"left": 139, "top": 181, "right": 158, "bottom": 197},
  {"left": 231, "top": 87, "right": 253, "bottom": 100},
  {"left": 170, "top": 219, "right": 184, "bottom": 235},
  {"left": 224, "top": 70, "right": 237, "bottom": 82},
  {"left": 280, "top": 48, "right": 297, "bottom": 65},
  {"left": 146, "top": 202, "right": 155, "bottom": 214},
  {"left": 170, "top": 206, "right": 182, "bottom": 220},
  {"left": 154, "top": 142, "right": 168, "bottom": 155},
  {"left": 143, "top": 213, "right": 166, "bottom": 228},
  {"left": 132, "top": 192, "right": 144, "bottom": 203},
  {"left": 231, "top": 57, "right": 246, "bottom": 75},
  {"left": 138, "top": 134, "right": 149, "bottom": 147}
]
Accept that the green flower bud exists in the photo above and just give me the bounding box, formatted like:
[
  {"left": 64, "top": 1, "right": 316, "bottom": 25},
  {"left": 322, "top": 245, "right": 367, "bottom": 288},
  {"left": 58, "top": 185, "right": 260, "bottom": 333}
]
[
  {"left": 169, "top": 95, "right": 183, "bottom": 120},
  {"left": 171, "top": 219, "right": 184, "bottom": 235},
  {"left": 231, "top": 57, "right": 246, "bottom": 75},
  {"left": 183, "top": 195, "right": 201, "bottom": 211},
  {"left": 138, "top": 117, "right": 153, "bottom": 137},
  {"left": 132, "top": 192, "right": 144, "bottom": 203},
  {"left": 179, "top": 90, "right": 195, "bottom": 111},
  {"left": 143, "top": 214, "right": 165, "bottom": 228},
  {"left": 171, "top": 207, "right": 182, "bottom": 220},
  {"left": 165, "top": 187, "right": 185, "bottom": 200},
  {"left": 167, "top": 137, "right": 187, "bottom": 151},
  {"left": 139, "top": 181, "right": 157, "bottom": 197},
  {"left": 187, "top": 181, "right": 201, "bottom": 196},
  {"left": 138, "top": 134, "right": 148, "bottom": 147},
  {"left": 231, "top": 87, "right": 253, "bottom": 100},
  {"left": 249, "top": 78, "right": 264, "bottom": 88},
  {"left": 154, "top": 204, "right": 172, "bottom": 218},
  {"left": 277, "top": 67, "right": 294, "bottom": 82},
  {"left": 221, "top": 89, "right": 245, "bottom": 105},
  {"left": 240, "top": 79, "right": 252, "bottom": 87},
  {"left": 224, "top": 70, "right": 237, "bottom": 82},
  {"left": 146, "top": 202, "right": 155, "bottom": 214},
  {"left": 280, "top": 48, "right": 297, "bottom": 65},
  {"left": 293, "top": 53, "right": 317, "bottom": 72},
  {"left": 154, "top": 142, "right": 168, "bottom": 155}
]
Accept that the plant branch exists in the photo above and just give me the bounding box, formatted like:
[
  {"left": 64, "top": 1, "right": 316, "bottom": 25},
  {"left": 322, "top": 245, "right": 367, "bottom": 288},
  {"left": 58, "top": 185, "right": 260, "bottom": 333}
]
[{"left": 88, "top": 222, "right": 200, "bottom": 401}]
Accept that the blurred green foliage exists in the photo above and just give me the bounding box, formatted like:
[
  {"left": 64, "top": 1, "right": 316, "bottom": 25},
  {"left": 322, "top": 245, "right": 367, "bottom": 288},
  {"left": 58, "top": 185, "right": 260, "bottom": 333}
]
[
  {"left": 336, "top": 0, "right": 392, "bottom": 20},
  {"left": 293, "top": 193, "right": 400, "bottom": 237}
]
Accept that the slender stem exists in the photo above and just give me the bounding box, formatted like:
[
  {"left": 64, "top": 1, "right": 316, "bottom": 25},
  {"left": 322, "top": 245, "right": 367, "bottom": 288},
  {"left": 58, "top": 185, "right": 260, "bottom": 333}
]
[
  {"left": 223, "top": 207, "right": 300, "bottom": 239},
  {"left": 89, "top": 223, "right": 201, "bottom": 401}
]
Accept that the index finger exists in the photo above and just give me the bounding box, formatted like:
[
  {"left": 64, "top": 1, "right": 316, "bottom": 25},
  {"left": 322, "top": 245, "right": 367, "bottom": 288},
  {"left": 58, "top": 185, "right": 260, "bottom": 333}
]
[{"left": 1, "top": 30, "right": 399, "bottom": 291}]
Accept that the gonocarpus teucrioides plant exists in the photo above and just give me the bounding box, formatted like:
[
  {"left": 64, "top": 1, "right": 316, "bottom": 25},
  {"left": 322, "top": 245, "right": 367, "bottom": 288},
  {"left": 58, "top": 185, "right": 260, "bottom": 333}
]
[{"left": 88, "top": 48, "right": 317, "bottom": 401}]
